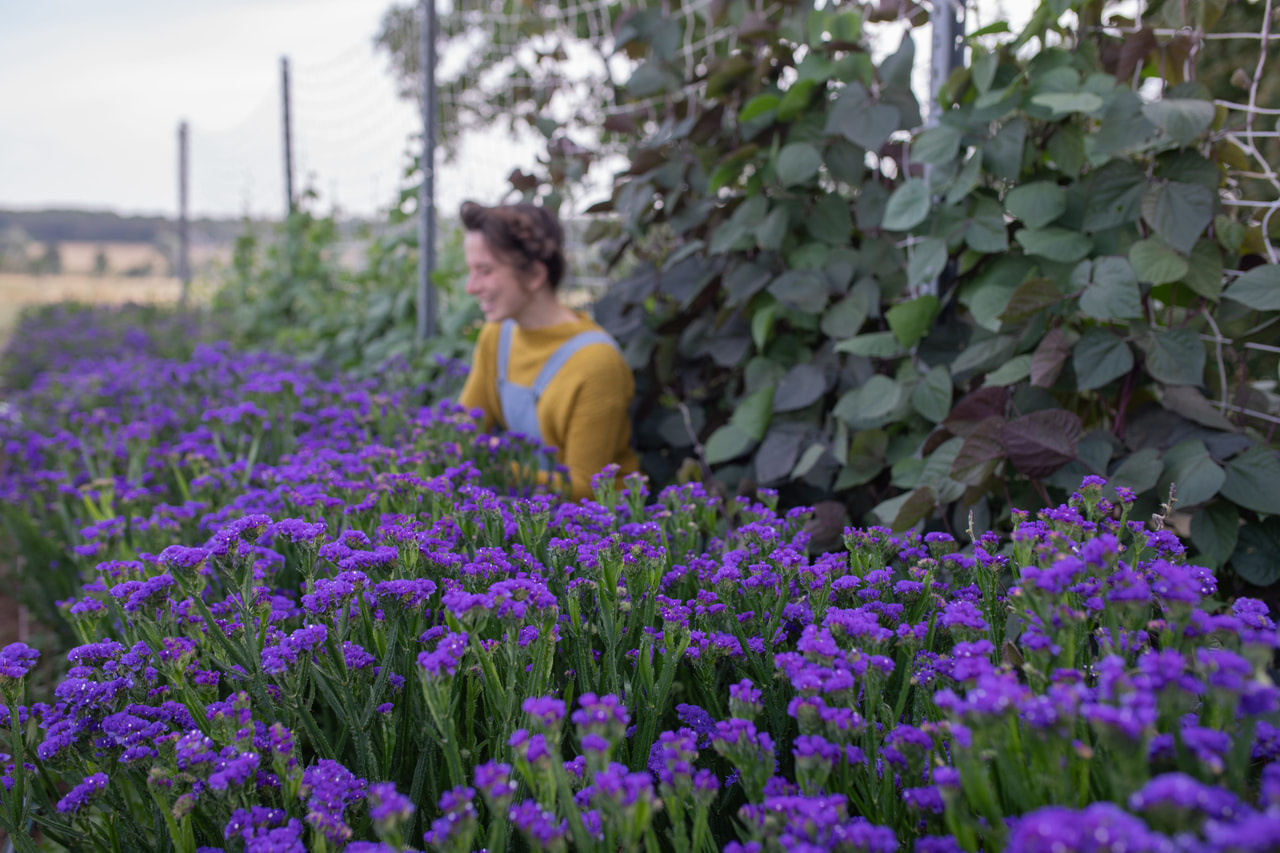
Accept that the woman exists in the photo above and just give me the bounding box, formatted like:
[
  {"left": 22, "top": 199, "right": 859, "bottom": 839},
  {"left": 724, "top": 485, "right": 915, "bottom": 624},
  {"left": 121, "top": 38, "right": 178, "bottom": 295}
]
[{"left": 456, "top": 200, "right": 639, "bottom": 501}]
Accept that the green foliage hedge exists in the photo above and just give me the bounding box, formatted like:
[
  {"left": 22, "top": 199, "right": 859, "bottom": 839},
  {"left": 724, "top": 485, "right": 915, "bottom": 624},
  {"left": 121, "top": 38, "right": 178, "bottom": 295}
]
[{"left": 586, "top": 0, "right": 1280, "bottom": 590}]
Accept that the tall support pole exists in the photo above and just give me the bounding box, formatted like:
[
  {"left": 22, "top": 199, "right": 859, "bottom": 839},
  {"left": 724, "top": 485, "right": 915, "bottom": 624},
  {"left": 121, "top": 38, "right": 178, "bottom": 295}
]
[
  {"left": 281, "top": 56, "right": 296, "bottom": 216},
  {"left": 417, "top": 0, "right": 438, "bottom": 341},
  {"left": 920, "top": 0, "right": 964, "bottom": 298},
  {"left": 178, "top": 121, "right": 191, "bottom": 307},
  {"left": 928, "top": 0, "right": 965, "bottom": 126}
]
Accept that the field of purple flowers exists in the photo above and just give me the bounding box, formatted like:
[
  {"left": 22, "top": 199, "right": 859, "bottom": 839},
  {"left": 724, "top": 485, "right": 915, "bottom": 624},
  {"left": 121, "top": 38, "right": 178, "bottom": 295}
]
[{"left": 1, "top": 307, "right": 1279, "bottom": 853}]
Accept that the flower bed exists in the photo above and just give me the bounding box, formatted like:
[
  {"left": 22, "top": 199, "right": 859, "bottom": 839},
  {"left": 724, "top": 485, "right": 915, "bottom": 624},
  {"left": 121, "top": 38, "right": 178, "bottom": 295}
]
[{"left": 1, "top": 316, "right": 1279, "bottom": 853}]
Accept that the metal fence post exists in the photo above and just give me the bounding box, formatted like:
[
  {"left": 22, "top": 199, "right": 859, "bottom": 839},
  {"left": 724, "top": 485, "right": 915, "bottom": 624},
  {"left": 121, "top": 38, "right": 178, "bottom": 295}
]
[{"left": 417, "top": 0, "right": 439, "bottom": 341}]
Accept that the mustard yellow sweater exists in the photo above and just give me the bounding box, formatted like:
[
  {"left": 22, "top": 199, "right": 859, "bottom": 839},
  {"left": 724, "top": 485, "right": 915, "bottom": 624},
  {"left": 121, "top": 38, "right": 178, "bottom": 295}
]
[{"left": 459, "top": 313, "right": 639, "bottom": 500}]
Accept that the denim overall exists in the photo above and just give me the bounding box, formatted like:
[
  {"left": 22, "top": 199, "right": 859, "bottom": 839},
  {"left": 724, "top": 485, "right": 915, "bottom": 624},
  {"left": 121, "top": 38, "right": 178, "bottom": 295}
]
[{"left": 496, "top": 319, "right": 621, "bottom": 449}]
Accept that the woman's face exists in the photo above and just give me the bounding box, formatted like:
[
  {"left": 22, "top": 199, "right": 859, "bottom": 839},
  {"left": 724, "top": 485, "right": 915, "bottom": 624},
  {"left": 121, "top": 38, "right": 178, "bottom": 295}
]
[{"left": 464, "top": 231, "right": 540, "bottom": 324}]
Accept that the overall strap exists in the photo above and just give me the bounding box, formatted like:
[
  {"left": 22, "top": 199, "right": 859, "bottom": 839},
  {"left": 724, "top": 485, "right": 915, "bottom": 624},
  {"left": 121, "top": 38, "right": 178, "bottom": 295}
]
[
  {"left": 531, "top": 331, "right": 620, "bottom": 397},
  {"left": 496, "top": 320, "right": 517, "bottom": 383}
]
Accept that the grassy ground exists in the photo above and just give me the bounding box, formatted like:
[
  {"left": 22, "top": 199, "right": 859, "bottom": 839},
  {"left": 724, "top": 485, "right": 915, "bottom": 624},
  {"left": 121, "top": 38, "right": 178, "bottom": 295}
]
[{"left": 0, "top": 272, "right": 186, "bottom": 351}]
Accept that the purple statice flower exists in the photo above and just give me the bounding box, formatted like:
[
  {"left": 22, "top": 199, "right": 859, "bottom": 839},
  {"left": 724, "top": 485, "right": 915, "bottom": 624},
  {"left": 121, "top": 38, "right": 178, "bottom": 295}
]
[
  {"left": 0, "top": 642, "right": 40, "bottom": 681},
  {"left": 271, "top": 518, "right": 328, "bottom": 546},
  {"left": 939, "top": 600, "right": 989, "bottom": 635},
  {"left": 1201, "top": 812, "right": 1280, "bottom": 852},
  {"left": 374, "top": 578, "right": 437, "bottom": 608},
  {"left": 176, "top": 730, "right": 218, "bottom": 770},
  {"left": 1007, "top": 802, "right": 1174, "bottom": 853},
  {"left": 208, "top": 750, "right": 261, "bottom": 792},
  {"left": 109, "top": 573, "right": 176, "bottom": 613},
  {"left": 901, "top": 785, "right": 945, "bottom": 814},
  {"left": 261, "top": 624, "right": 328, "bottom": 676},
  {"left": 367, "top": 781, "right": 415, "bottom": 825},
  {"left": 417, "top": 629, "right": 468, "bottom": 679},
  {"left": 474, "top": 761, "right": 517, "bottom": 809},
  {"left": 508, "top": 729, "right": 551, "bottom": 764},
  {"left": 649, "top": 728, "right": 699, "bottom": 789},
  {"left": 571, "top": 693, "right": 629, "bottom": 740},
  {"left": 424, "top": 785, "right": 478, "bottom": 849},
  {"left": 157, "top": 544, "right": 210, "bottom": 576},
  {"left": 1128, "top": 773, "right": 1242, "bottom": 821},
  {"left": 55, "top": 772, "right": 108, "bottom": 814},
  {"left": 341, "top": 642, "right": 375, "bottom": 672},
  {"left": 509, "top": 800, "right": 568, "bottom": 848},
  {"left": 592, "top": 761, "right": 657, "bottom": 810},
  {"left": 729, "top": 679, "right": 764, "bottom": 719},
  {"left": 522, "top": 695, "right": 567, "bottom": 729},
  {"left": 299, "top": 759, "right": 367, "bottom": 846}
]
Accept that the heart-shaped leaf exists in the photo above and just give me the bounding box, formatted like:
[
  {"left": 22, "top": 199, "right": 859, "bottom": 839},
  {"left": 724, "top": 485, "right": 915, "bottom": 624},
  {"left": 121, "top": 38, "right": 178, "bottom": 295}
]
[{"left": 1001, "top": 409, "right": 1083, "bottom": 479}]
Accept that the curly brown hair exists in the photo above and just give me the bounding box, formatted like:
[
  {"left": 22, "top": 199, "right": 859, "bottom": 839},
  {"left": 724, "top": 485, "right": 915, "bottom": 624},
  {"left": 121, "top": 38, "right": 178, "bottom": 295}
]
[{"left": 459, "top": 201, "right": 566, "bottom": 290}]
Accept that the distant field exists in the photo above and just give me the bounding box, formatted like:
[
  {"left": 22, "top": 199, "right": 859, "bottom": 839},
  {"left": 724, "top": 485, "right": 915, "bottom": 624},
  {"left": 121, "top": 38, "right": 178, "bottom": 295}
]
[{"left": 0, "top": 272, "right": 189, "bottom": 350}]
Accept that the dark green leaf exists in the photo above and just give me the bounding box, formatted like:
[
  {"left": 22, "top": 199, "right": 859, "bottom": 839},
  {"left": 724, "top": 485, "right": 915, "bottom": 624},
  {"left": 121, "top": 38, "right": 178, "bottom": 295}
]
[
  {"left": 970, "top": 45, "right": 998, "bottom": 93},
  {"left": 751, "top": 303, "right": 777, "bottom": 353},
  {"left": 1221, "top": 446, "right": 1280, "bottom": 515},
  {"left": 839, "top": 429, "right": 889, "bottom": 488},
  {"left": 1073, "top": 328, "right": 1134, "bottom": 390},
  {"left": 1108, "top": 447, "right": 1163, "bottom": 495},
  {"left": 835, "top": 331, "right": 908, "bottom": 359},
  {"left": 773, "top": 364, "right": 827, "bottom": 412},
  {"left": 768, "top": 270, "right": 828, "bottom": 313},
  {"left": 777, "top": 79, "right": 818, "bottom": 122},
  {"left": 1223, "top": 264, "right": 1280, "bottom": 311},
  {"left": 755, "top": 427, "right": 806, "bottom": 485},
  {"left": 965, "top": 196, "right": 1009, "bottom": 253},
  {"left": 1005, "top": 181, "right": 1067, "bottom": 229},
  {"left": 1161, "top": 439, "right": 1225, "bottom": 506},
  {"left": 833, "top": 375, "right": 903, "bottom": 429},
  {"left": 911, "top": 365, "right": 953, "bottom": 424},
  {"left": 906, "top": 239, "right": 948, "bottom": 290},
  {"left": 1182, "top": 239, "right": 1223, "bottom": 300},
  {"left": 999, "top": 277, "right": 1062, "bottom": 324},
  {"left": 914, "top": 125, "right": 962, "bottom": 164},
  {"left": 920, "top": 437, "right": 967, "bottom": 504},
  {"left": 1093, "top": 90, "right": 1157, "bottom": 157},
  {"left": 882, "top": 179, "right": 932, "bottom": 231},
  {"left": 844, "top": 103, "right": 901, "bottom": 152},
  {"left": 1191, "top": 501, "right": 1240, "bottom": 569},
  {"left": 1030, "top": 91, "right": 1103, "bottom": 116},
  {"left": 946, "top": 154, "right": 983, "bottom": 207},
  {"left": 1161, "top": 385, "right": 1237, "bottom": 431},
  {"left": 1015, "top": 227, "right": 1093, "bottom": 263},
  {"left": 983, "top": 119, "right": 1026, "bottom": 180},
  {"left": 776, "top": 142, "right": 823, "bottom": 186},
  {"left": 887, "top": 295, "right": 939, "bottom": 347},
  {"left": 1232, "top": 519, "right": 1280, "bottom": 586},
  {"left": 1140, "top": 328, "right": 1205, "bottom": 386},
  {"left": 1001, "top": 408, "right": 1083, "bottom": 479},
  {"left": 984, "top": 355, "right": 1033, "bottom": 386},
  {"left": 1079, "top": 257, "right": 1143, "bottom": 321},
  {"left": 731, "top": 384, "right": 776, "bottom": 440},
  {"left": 824, "top": 139, "right": 867, "bottom": 185},
  {"left": 1142, "top": 98, "right": 1216, "bottom": 146},
  {"left": 792, "top": 442, "right": 828, "bottom": 479},
  {"left": 1141, "top": 181, "right": 1215, "bottom": 250},
  {"left": 1129, "top": 238, "right": 1189, "bottom": 285},
  {"left": 739, "top": 93, "right": 780, "bottom": 123},
  {"left": 724, "top": 261, "right": 773, "bottom": 305},
  {"left": 1083, "top": 159, "right": 1147, "bottom": 231},
  {"left": 822, "top": 281, "right": 875, "bottom": 339},
  {"left": 809, "top": 193, "right": 853, "bottom": 245},
  {"left": 704, "top": 424, "right": 755, "bottom": 464},
  {"left": 952, "top": 335, "right": 1019, "bottom": 376}
]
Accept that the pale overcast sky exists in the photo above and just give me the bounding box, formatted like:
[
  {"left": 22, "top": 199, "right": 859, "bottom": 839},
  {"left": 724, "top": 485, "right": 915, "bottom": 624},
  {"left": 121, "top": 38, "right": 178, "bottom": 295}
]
[
  {"left": 0, "top": 0, "right": 1032, "bottom": 221},
  {"left": 0, "top": 0, "right": 535, "bottom": 220}
]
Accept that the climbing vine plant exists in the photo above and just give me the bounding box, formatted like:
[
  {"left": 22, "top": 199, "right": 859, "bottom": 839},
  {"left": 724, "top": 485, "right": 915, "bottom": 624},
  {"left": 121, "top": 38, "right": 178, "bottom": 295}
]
[{"left": 587, "top": 0, "right": 1280, "bottom": 590}]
